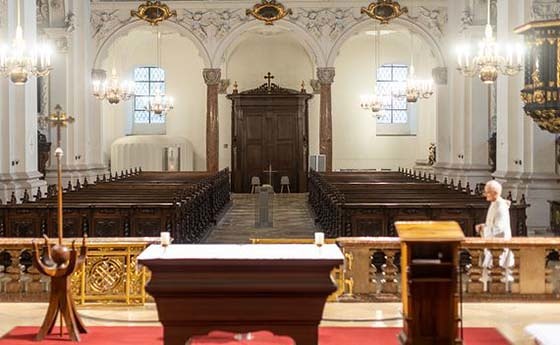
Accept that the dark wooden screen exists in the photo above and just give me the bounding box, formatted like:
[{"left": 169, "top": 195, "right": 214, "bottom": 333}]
[{"left": 228, "top": 81, "right": 312, "bottom": 193}]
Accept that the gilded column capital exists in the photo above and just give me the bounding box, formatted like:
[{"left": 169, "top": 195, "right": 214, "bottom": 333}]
[
  {"left": 317, "top": 67, "right": 335, "bottom": 85},
  {"left": 203, "top": 68, "right": 221, "bottom": 86}
]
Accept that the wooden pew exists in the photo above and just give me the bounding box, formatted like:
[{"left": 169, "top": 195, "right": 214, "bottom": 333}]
[
  {"left": 0, "top": 169, "right": 231, "bottom": 243},
  {"left": 308, "top": 170, "right": 528, "bottom": 238}
]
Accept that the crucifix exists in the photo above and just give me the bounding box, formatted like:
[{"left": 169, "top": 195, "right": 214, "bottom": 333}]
[
  {"left": 33, "top": 104, "right": 88, "bottom": 342},
  {"left": 263, "top": 161, "right": 278, "bottom": 188},
  {"left": 264, "top": 72, "right": 274, "bottom": 91}
]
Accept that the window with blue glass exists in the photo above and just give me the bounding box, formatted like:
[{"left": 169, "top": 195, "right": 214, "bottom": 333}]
[
  {"left": 376, "top": 64, "right": 408, "bottom": 124},
  {"left": 133, "top": 66, "right": 166, "bottom": 124}
]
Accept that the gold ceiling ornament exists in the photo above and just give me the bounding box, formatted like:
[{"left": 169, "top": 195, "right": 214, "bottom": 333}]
[
  {"left": 246, "top": 0, "right": 292, "bottom": 25},
  {"left": 131, "top": 0, "right": 177, "bottom": 26},
  {"left": 361, "top": 0, "right": 408, "bottom": 25}
]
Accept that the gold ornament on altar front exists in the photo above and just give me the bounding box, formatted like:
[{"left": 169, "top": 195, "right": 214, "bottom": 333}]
[
  {"left": 131, "top": 0, "right": 177, "bottom": 26},
  {"left": 361, "top": 0, "right": 408, "bottom": 25},
  {"left": 246, "top": 0, "right": 292, "bottom": 25}
]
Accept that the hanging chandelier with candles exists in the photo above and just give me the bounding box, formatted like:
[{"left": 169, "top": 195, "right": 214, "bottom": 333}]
[
  {"left": 92, "top": 68, "right": 134, "bottom": 104},
  {"left": 397, "top": 31, "right": 434, "bottom": 103},
  {"left": 146, "top": 30, "right": 174, "bottom": 116},
  {"left": 0, "top": 0, "right": 53, "bottom": 85},
  {"left": 360, "top": 25, "right": 384, "bottom": 116},
  {"left": 456, "top": 0, "right": 523, "bottom": 84}
]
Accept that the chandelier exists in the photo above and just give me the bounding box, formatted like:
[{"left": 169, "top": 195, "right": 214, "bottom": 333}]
[
  {"left": 0, "top": 0, "right": 53, "bottom": 85},
  {"left": 92, "top": 68, "right": 134, "bottom": 104},
  {"left": 360, "top": 25, "right": 384, "bottom": 116},
  {"left": 146, "top": 30, "right": 174, "bottom": 116},
  {"left": 397, "top": 32, "right": 434, "bottom": 103},
  {"left": 456, "top": 0, "right": 523, "bottom": 84}
]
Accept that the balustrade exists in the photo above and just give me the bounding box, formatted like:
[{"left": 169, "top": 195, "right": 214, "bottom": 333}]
[
  {"left": 337, "top": 237, "right": 560, "bottom": 301},
  {"left": 0, "top": 237, "right": 157, "bottom": 305}
]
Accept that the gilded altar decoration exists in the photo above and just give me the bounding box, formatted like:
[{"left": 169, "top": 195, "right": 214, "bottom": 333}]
[
  {"left": 246, "top": 0, "right": 292, "bottom": 25},
  {"left": 131, "top": 0, "right": 177, "bottom": 26},
  {"left": 516, "top": 21, "right": 560, "bottom": 132},
  {"left": 361, "top": 0, "right": 408, "bottom": 25}
]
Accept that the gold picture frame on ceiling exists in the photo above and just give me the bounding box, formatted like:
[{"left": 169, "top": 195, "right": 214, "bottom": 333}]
[
  {"left": 131, "top": 0, "right": 177, "bottom": 26},
  {"left": 246, "top": 0, "right": 293, "bottom": 26},
  {"left": 361, "top": 0, "right": 408, "bottom": 25}
]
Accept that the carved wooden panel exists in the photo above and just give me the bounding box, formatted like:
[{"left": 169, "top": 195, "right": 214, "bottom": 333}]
[{"left": 228, "top": 86, "right": 312, "bottom": 193}]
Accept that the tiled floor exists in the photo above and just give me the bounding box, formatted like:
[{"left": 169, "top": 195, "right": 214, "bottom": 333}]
[
  {"left": 205, "top": 193, "right": 319, "bottom": 243},
  {"left": 1, "top": 302, "right": 559, "bottom": 344}
]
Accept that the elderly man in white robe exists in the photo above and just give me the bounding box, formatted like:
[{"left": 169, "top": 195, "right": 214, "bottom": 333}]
[{"left": 475, "top": 180, "right": 515, "bottom": 291}]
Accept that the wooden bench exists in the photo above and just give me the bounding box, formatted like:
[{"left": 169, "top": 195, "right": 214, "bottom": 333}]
[
  {"left": 308, "top": 169, "right": 528, "bottom": 237},
  {"left": 0, "top": 169, "right": 231, "bottom": 243}
]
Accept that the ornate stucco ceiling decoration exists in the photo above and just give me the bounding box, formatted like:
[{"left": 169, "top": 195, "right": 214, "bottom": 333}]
[
  {"left": 246, "top": 0, "right": 292, "bottom": 26},
  {"left": 131, "top": 0, "right": 177, "bottom": 26},
  {"left": 361, "top": 0, "right": 408, "bottom": 25}
]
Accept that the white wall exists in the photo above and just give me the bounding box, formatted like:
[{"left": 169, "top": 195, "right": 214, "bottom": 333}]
[
  {"left": 218, "top": 30, "right": 318, "bottom": 169},
  {"left": 100, "top": 27, "right": 207, "bottom": 170},
  {"left": 332, "top": 30, "right": 437, "bottom": 170}
]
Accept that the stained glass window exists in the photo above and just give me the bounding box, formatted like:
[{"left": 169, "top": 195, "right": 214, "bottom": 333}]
[
  {"left": 133, "top": 67, "right": 166, "bottom": 124},
  {"left": 377, "top": 64, "right": 408, "bottom": 124}
]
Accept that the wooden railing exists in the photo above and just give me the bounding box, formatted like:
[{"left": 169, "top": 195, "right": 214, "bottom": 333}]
[
  {"left": 3, "top": 237, "right": 558, "bottom": 304},
  {"left": 0, "top": 237, "right": 158, "bottom": 305},
  {"left": 337, "top": 237, "right": 560, "bottom": 301}
]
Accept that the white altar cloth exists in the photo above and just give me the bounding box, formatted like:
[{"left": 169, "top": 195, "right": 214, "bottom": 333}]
[
  {"left": 138, "top": 244, "right": 343, "bottom": 261},
  {"left": 525, "top": 324, "right": 560, "bottom": 345},
  {"left": 111, "top": 135, "right": 193, "bottom": 172}
]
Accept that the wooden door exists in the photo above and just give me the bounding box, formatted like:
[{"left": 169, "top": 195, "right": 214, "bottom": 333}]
[{"left": 228, "top": 83, "right": 312, "bottom": 193}]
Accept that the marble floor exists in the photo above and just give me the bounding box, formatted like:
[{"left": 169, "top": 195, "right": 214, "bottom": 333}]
[
  {"left": 1, "top": 302, "right": 559, "bottom": 344},
  {"left": 205, "top": 193, "right": 319, "bottom": 243}
]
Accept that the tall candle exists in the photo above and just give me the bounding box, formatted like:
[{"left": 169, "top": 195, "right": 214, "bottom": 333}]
[
  {"left": 314, "top": 232, "right": 325, "bottom": 246},
  {"left": 160, "top": 232, "right": 171, "bottom": 247}
]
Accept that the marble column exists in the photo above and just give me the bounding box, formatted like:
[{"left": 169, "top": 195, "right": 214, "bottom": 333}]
[
  {"left": 317, "top": 67, "right": 335, "bottom": 172},
  {"left": 203, "top": 68, "right": 221, "bottom": 173},
  {"left": 0, "top": 0, "right": 46, "bottom": 203}
]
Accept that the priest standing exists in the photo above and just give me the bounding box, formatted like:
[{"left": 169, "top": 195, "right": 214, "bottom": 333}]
[{"left": 475, "top": 180, "right": 515, "bottom": 291}]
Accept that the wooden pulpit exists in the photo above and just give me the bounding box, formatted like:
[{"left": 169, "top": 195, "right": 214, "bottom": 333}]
[{"left": 396, "top": 221, "right": 465, "bottom": 345}]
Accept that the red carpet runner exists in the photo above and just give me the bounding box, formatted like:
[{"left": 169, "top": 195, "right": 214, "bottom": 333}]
[{"left": 0, "top": 326, "right": 510, "bottom": 345}]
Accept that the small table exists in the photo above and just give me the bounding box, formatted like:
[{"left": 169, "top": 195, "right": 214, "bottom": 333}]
[{"left": 138, "top": 244, "right": 343, "bottom": 345}]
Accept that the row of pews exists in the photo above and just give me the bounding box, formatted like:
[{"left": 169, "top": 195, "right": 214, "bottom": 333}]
[
  {"left": 308, "top": 169, "right": 529, "bottom": 238},
  {"left": 0, "top": 169, "right": 230, "bottom": 243}
]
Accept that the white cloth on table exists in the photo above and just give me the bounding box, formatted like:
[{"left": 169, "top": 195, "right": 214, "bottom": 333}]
[
  {"left": 525, "top": 324, "right": 560, "bottom": 345},
  {"left": 479, "top": 197, "right": 515, "bottom": 288}
]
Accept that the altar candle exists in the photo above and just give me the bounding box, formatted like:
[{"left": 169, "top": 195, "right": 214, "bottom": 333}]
[
  {"left": 160, "top": 232, "right": 171, "bottom": 247},
  {"left": 314, "top": 232, "right": 325, "bottom": 246}
]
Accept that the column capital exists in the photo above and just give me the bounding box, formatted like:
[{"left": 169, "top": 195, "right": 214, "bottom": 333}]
[
  {"left": 91, "top": 69, "right": 107, "bottom": 81},
  {"left": 203, "top": 68, "right": 221, "bottom": 86},
  {"left": 432, "top": 67, "right": 448, "bottom": 85},
  {"left": 317, "top": 67, "right": 335, "bottom": 85}
]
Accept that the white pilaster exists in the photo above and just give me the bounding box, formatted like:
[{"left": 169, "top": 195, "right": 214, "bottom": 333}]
[
  {"left": 0, "top": 0, "right": 46, "bottom": 203},
  {"left": 44, "top": 0, "right": 106, "bottom": 186}
]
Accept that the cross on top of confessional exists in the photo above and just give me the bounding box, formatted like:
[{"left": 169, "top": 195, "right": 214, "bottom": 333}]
[{"left": 264, "top": 72, "right": 275, "bottom": 91}]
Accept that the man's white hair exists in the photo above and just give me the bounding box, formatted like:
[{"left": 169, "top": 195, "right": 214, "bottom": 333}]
[{"left": 485, "top": 180, "right": 502, "bottom": 196}]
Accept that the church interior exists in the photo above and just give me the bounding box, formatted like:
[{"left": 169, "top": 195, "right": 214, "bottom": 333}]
[{"left": 1, "top": 0, "right": 560, "bottom": 344}]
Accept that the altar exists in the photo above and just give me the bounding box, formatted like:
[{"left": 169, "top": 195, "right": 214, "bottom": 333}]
[{"left": 137, "top": 244, "right": 343, "bottom": 345}]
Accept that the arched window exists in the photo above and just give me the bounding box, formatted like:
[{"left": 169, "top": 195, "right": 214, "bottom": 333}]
[
  {"left": 133, "top": 66, "right": 166, "bottom": 124},
  {"left": 376, "top": 64, "right": 408, "bottom": 124}
]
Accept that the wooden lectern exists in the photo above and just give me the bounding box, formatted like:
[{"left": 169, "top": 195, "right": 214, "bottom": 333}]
[{"left": 396, "top": 221, "right": 465, "bottom": 345}]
